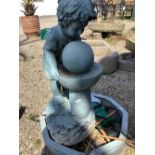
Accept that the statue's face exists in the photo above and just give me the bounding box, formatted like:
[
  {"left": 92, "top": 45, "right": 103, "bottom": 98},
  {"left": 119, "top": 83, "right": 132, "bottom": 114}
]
[{"left": 64, "top": 21, "right": 84, "bottom": 39}]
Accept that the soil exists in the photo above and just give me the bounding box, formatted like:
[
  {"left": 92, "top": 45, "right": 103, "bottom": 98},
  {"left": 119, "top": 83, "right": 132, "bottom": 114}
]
[{"left": 19, "top": 16, "right": 135, "bottom": 155}]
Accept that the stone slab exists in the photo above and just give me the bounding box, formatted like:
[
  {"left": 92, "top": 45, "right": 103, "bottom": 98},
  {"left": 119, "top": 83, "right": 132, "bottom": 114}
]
[
  {"left": 89, "top": 21, "right": 125, "bottom": 33},
  {"left": 92, "top": 32, "right": 102, "bottom": 40},
  {"left": 83, "top": 40, "right": 118, "bottom": 74},
  {"left": 126, "top": 38, "right": 135, "bottom": 53}
]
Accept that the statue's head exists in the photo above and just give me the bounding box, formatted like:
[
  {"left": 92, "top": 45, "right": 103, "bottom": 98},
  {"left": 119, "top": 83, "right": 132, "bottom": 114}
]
[{"left": 57, "top": 0, "right": 96, "bottom": 38}]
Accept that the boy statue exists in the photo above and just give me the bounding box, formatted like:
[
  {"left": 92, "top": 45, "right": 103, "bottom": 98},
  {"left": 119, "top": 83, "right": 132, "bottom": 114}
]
[
  {"left": 42, "top": 0, "right": 99, "bottom": 146},
  {"left": 43, "top": 0, "right": 96, "bottom": 103}
]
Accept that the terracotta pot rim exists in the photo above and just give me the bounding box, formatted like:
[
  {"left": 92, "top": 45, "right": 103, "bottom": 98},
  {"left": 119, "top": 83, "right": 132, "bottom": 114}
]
[{"left": 21, "top": 15, "right": 39, "bottom": 18}]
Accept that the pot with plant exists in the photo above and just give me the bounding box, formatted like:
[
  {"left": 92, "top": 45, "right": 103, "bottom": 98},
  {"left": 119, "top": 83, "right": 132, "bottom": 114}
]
[{"left": 20, "top": 0, "right": 40, "bottom": 36}]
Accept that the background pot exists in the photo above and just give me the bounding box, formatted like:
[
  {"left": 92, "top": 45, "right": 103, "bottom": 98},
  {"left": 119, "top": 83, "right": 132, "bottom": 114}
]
[{"left": 21, "top": 15, "right": 40, "bottom": 36}]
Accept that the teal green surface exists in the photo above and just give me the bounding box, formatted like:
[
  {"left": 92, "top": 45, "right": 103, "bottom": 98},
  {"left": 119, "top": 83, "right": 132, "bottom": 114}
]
[
  {"left": 40, "top": 28, "right": 50, "bottom": 40},
  {"left": 95, "top": 106, "right": 114, "bottom": 128}
]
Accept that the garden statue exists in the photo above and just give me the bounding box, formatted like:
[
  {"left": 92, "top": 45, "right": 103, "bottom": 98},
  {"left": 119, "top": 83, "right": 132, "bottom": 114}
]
[
  {"left": 42, "top": 0, "right": 103, "bottom": 146},
  {"left": 40, "top": 0, "right": 129, "bottom": 154},
  {"left": 43, "top": 0, "right": 96, "bottom": 99}
]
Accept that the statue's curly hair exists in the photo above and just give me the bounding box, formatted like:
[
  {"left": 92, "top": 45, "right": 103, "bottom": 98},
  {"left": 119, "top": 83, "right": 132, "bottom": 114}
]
[{"left": 57, "top": 0, "right": 96, "bottom": 28}]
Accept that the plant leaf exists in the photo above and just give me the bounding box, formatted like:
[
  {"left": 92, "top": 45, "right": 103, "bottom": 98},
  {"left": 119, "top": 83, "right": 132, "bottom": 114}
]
[{"left": 20, "top": 0, "right": 38, "bottom": 16}]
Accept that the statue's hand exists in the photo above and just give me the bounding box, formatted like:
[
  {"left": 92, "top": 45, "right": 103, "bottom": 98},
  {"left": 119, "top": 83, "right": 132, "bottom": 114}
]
[
  {"left": 45, "top": 69, "right": 59, "bottom": 81},
  {"left": 43, "top": 49, "right": 60, "bottom": 80},
  {"left": 50, "top": 69, "right": 59, "bottom": 81}
]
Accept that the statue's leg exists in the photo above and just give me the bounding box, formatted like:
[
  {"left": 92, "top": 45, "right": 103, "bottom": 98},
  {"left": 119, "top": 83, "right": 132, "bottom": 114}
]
[
  {"left": 62, "top": 87, "right": 69, "bottom": 98},
  {"left": 50, "top": 80, "right": 61, "bottom": 97}
]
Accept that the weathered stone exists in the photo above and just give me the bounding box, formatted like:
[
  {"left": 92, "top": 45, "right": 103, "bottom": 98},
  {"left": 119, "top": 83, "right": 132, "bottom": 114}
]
[
  {"left": 123, "top": 28, "right": 135, "bottom": 53},
  {"left": 92, "top": 32, "right": 102, "bottom": 40},
  {"left": 84, "top": 40, "right": 118, "bottom": 74},
  {"left": 126, "top": 38, "right": 135, "bottom": 53},
  {"left": 118, "top": 53, "right": 135, "bottom": 72},
  {"left": 89, "top": 21, "right": 125, "bottom": 33},
  {"left": 81, "top": 28, "right": 93, "bottom": 40}
]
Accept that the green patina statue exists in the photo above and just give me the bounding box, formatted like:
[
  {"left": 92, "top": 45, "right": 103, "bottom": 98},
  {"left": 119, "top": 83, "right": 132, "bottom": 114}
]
[
  {"left": 42, "top": 0, "right": 103, "bottom": 146},
  {"left": 43, "top": 0, "right": 96, "bottom": 100}
]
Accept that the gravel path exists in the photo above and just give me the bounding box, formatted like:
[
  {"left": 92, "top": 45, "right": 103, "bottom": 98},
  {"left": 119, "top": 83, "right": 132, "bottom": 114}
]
[{"left": 19, "top": 16, "right": 135, "bottom": 155}]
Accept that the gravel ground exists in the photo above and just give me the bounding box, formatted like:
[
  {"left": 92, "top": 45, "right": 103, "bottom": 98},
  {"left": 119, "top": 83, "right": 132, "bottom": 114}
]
[{"left": 19, "top": 16, "right": 135, "bottom": 155}]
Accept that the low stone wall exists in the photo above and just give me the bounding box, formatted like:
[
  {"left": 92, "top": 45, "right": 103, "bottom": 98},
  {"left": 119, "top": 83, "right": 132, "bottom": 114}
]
[{"left": 89, "top": 21, "right": 125, "bottom": 33}]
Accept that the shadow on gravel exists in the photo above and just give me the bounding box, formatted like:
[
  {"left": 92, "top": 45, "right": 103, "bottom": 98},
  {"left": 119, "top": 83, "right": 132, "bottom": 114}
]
[
  {"left": 19, "top": 106, "right": 26, "bottom": 119},
  {"left": 19, "top": 34, "right": 41, "bottom": 47},
  {"left": 19, "top": 38, "right": 41, "bottom": 47},
  {"left": 19, "top": 52, "right": 28, "bottom": 61},
  {"left": 41, "top": 145, "right": 53, "bottom": 155}
]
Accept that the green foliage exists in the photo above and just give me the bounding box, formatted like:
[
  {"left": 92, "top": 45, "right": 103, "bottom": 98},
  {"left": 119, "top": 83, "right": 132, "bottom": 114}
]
[
  {"left": 34, "top": 139, "right": 41, "bottom": 147},
  {"left": 28, "top": 113, "right": 39, "bottom": 122},
  {"left": 20, "top": 0, "right": 38, "bottom": 16}
]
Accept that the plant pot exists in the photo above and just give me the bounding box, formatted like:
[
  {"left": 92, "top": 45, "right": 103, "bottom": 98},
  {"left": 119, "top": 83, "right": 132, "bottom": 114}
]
[
  {"left": 21, "top": 15, "right": 40, "bottom": 36},
  {"left": 40, "top": 93, "right": 128, "bottom": 155}
]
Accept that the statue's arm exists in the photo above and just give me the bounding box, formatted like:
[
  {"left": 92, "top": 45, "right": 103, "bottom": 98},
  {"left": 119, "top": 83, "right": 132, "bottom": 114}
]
[
  {"left": 43, "top": 48, "right": 59, "bottom": 81},
  {"left": 42, "top": 28, "right": 60, "bottom": 81}
]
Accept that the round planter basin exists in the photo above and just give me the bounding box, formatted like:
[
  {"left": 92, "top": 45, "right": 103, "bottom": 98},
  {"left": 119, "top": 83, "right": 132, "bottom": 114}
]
[
  {"left": 58, "top": 63, "right": 103, "bottom": 91},
  {"left": 83, "top": 40, "right": 118, "bottom": 74},
  {"left": 40, "top": 93, "right": 128, "bottom": 155}
]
